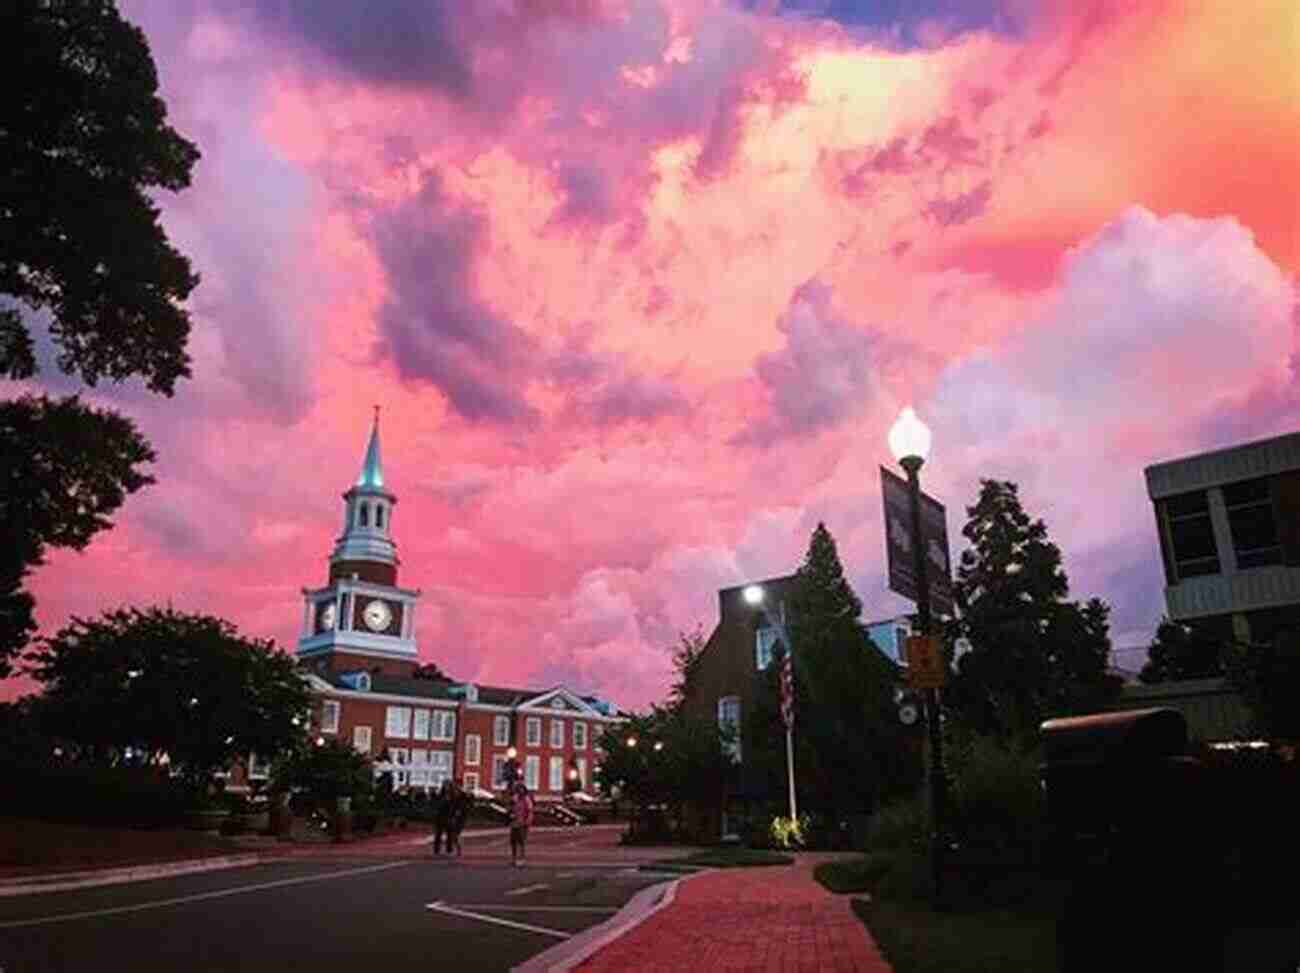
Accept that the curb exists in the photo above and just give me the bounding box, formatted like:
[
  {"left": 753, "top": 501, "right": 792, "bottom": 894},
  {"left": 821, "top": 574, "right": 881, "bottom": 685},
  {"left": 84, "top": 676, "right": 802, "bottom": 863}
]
[
  {"left": 404, "top": 823, "right": 627, "bottom": 846},
  {"left": 0, "top": 854, "right": 267, "bottom": 898},
  {"left": 511, "top": 869, "right": 711, "bottom": 973}
]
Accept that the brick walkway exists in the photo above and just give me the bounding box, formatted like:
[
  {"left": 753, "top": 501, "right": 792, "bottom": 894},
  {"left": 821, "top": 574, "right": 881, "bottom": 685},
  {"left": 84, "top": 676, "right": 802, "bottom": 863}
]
[{"left": 574, "top": 859, "right": 893, "bottom": 973}]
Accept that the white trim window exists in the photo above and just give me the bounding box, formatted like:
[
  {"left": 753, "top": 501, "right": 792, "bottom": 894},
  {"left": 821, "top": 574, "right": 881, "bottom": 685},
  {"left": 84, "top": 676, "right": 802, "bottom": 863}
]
[
  {"left": 413, "top": 709, "right": 431, "bottom": 741},
  {"left": 411, "top": 749, "right": 428, "bottom": 766},
  {"left": 353, "top": 725, "right": 372, "bottom": 755},
  {"left": 464, "top": 771, "right": 479, "bottom": 792},
  {"left": 573, "top": 722, "right": 587, "bottom": 749},
  {"left": 465, "top": 734, "right": 481, "bottom": 766},
  {"left": 525, "top": 717, "right": 541, "bottom": 747},
  {"left": 410, "top": 768, "right": 429, "bottom": 788},
  {"left": 247, "top": 753, "right": 269, "bottom": 781},
  {"left": 390, "top": 748, "right": 409, "bottom": 766},
  {"left": 429, "top": 750, "right": 453, "bottom": 789},
  {"left": 576, "top": 756, "right": 588, "bottom": 789},
  {"left": 320, "top": 700, "right": 340, "bottom": 734},
  {"left": 385, "top": 706, "right": 412, "bottom": 739},
  {"left": 493, "top": 715, "right": 510, "bottom": 746},
  {"left": 431, "top": 710, "right": 456, "bottom": 742},
  {"left": 492, "top": 755, "right": 508, "bottom": 788},
  {"left": 549, "top": 756, "right": 564, "bottom": 792},
  {"left": 755, "top": 627, "right": 779, "bottom": 671},
  {"left": 718, "top": 696, "right": 741, "bottom": 763},
  {"left": 550, "top": 719, "right": 565, "bottom": 748},
  {"left": 524, "top": 755, "right": 540, "bottom": 790}
]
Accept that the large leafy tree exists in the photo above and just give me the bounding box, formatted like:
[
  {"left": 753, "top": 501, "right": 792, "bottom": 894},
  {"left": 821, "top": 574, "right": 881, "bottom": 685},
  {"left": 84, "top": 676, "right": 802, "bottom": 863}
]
[
  {"left": 0, "top": 395, "right": 154, "bottom": 675},
  {"left": 25, "top": 607, "right": 311, "bottom": 794},
  {"left": 945, "top": 480, "right": 1121, "bottom": 741},
  {"left": 1140, "top": 617, "right": 1226, "bottom": 683},
  {"left": 747, "top": 523, "right": 919, "bottom": 816},
  {"left": 0, "top": 0, "right": 200, "bottom": 676}
]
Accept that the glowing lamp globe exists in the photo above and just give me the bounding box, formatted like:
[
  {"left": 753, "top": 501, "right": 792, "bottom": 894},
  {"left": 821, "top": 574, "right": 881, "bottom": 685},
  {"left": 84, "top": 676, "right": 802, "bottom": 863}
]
[
  {"left": 743, "top": 584, "right": 764, "bottom": 606},
  {"left": 888, "top": 407, "right": 932, "bottom": 464}
]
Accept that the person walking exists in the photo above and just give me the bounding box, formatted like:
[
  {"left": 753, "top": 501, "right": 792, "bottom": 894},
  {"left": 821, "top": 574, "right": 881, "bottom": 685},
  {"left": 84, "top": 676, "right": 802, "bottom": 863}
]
[
  {"left": 432, "top": 779, "right": 453, "bottom": 856},
  {"left": 446, "top": 780, "right": 472, "bottom": 857},
  {"left": 509, "top": 781, "right": 534, "bottom": 867}
]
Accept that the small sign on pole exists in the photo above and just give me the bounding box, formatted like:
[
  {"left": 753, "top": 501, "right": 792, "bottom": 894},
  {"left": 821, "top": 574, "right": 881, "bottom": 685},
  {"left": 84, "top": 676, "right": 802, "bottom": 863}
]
[{"left": 905, "top": 635, "right": 946, "bottom": 689}]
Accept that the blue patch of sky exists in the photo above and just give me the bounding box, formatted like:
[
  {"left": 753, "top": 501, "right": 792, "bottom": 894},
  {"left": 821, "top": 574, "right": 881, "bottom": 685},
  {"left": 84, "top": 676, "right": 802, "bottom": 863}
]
[{"left": 737, "top": 0, "right": 1027, "bottom": 46}]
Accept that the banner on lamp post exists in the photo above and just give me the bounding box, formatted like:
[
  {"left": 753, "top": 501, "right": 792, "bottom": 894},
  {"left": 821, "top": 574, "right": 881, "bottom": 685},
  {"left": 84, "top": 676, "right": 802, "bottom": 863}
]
[{"left": 880, "top": 467, "right": 954, "bottom": 618}]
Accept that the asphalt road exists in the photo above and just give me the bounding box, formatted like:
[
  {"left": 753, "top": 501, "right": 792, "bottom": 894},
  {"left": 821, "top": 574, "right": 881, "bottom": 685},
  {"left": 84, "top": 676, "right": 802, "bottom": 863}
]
[{"left": 0, "top": 829, "right": 676, "bottom": 973}]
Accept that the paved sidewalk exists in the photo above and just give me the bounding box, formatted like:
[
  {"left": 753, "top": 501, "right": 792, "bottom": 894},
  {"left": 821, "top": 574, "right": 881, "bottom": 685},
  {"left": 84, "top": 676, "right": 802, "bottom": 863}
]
[{"left": 571, "top": 858, "right": 893, "bottom": 973}]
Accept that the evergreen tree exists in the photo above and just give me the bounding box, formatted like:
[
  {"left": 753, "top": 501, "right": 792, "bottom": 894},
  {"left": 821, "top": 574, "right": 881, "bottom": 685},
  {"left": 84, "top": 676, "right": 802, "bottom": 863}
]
[
  {"left": 746, "top": 523, "right": 920, "bottom": 816},
  {"left": 1139, "top": 617, "right": 1226, "bottom": 683},
  {"left": 946, "top": 481, "right": 1122, "bottom": 741}
]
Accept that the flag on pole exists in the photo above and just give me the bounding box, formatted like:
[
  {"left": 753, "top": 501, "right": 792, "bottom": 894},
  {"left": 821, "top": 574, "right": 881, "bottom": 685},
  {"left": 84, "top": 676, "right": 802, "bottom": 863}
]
[{"left": 779, "top": 647, "right": 795, "bottom": 728}]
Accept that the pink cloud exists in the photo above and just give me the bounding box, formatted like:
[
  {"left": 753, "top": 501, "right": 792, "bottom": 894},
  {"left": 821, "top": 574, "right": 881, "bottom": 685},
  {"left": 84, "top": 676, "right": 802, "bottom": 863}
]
[{"left": 8, "top": 0, "right": 1299, "bottom": 710}]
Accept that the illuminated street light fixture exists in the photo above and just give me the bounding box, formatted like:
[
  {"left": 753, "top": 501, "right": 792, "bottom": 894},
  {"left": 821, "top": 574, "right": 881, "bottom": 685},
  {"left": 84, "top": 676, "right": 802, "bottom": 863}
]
[
  {"left": 653, "top": 741, "right": 664, "bottom": 752},
  {"left": 506, "top": 746, "right": 517, "bottom": 759},
  {"left": 626, "top": 736, "right": 638, "bottom": 748},
  {"left": 888, "top": 404, "right": 948, "bottom": 907},
  {"left": 743, "top": 584, "right": 764, "bottom": 606}
]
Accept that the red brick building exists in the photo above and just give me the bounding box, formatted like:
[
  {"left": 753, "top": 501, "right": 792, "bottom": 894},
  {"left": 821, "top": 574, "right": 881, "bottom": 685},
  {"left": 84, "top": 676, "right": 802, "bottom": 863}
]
[{"left": 293, "top": 416, "right": 622, "bottom": 800}]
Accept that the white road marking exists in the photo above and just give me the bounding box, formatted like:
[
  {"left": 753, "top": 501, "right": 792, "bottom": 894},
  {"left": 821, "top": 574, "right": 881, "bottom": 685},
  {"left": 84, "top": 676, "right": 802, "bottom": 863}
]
[
  {"left": 425, "top": 900, "right": 570, "bottom": 939},
  {"left": 0, "top": 861, "right": 412, "bottom": 931},
  {"left": 443, "top": 904, "right": 617, "bottom": 913},
  {"left": 505, "top": 883, "right": 550, "bottom": 897}
]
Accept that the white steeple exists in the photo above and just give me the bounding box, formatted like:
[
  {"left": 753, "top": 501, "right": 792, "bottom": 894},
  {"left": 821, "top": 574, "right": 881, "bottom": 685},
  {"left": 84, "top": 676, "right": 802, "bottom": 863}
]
[{"left": 331, "top": 408, "right": 398, "bottom": 568}]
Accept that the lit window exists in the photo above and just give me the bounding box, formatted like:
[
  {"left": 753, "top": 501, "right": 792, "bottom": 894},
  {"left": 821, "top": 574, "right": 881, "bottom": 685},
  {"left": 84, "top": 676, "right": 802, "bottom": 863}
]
[
  {"left": 718, "top": 696, "right": 741, "bottom": 763},
  {"left": 385, "top": 706, "right": 411, "bottom": 739},
  {"left": 320, "top": 700, "right": 340, "bottom": 734},
  {"left": 526, "top": 717, "right": 541, "bottom": 747},
  {"left": 429, "top": 750, "right": 453, "bottom": 789},
  {"left": 411, "top": 749, "right": 428, "bottom": 765},
  {"left": 755, "top": 628, "right": 779, "bottom": 670},
  {"left": 430, "top": 710, "right": 456, "bottom": 742},
  {"left": 524, "top": 755, "right": 540, "bottom": 789},
  {"left": 549, "top": 756, "right": 564, "bottom": 791},
  {"left": 576, "top": 756, "right": 588, "bottom": 788},
  {"left": 353, "top": 725, "right": 372, "bottom": 754}
]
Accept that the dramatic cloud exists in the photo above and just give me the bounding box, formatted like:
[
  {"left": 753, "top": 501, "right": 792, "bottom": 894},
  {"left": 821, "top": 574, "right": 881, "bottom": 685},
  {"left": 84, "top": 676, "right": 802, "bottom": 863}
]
[{"left": 7, "top": 0, "right": 1299, "bottom": 710}]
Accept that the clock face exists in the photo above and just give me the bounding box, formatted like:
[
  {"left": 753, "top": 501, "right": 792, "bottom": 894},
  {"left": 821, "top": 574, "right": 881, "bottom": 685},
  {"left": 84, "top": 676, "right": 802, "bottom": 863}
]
[
  {"left": 363, "top": 599, "right": 392, "bottom": 632},
  {"left": 319, "top": 603, "right": 336, "bottom": 631}
]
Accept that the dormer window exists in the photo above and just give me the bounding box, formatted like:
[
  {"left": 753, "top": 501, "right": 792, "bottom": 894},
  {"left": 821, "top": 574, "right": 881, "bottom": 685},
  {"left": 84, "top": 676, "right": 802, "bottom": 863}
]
[{"left": 358, "top": 503, "right": 370, "bottom": 527}]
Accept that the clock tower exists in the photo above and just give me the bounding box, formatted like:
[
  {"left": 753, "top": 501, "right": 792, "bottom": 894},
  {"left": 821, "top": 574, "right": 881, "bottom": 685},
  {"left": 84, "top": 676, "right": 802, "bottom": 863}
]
[{"left": 297, "top": 411, "right": 421, "bottom": 676}]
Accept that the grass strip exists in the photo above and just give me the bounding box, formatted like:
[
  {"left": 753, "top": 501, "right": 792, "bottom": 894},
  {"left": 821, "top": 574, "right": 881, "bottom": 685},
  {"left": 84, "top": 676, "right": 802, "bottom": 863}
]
[{"left": 852, "top": 896, "right": 1058, "bottom": 973}]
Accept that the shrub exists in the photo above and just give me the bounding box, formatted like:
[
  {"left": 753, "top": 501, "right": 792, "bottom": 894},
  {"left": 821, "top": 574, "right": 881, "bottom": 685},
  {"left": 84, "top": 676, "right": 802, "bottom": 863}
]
[
  {"left": 867, "top": 794, "right": 928, "bottom": 854},
  {"left": 946, "top": 734, "right": 1044, "bottom": 858},
  {"left": 770, "top": 813, "right": 810, "bottom": 850},
  {"left": 0, "top": 763, "right": 190, "bottom": 828}
]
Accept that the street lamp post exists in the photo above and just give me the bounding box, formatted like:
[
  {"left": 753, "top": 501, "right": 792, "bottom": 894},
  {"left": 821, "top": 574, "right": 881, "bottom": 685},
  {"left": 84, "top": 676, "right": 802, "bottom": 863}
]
[
  {"left": 888, "top": 406, "right": 948, "bottom": 906},
  {"left": 744, "top": 584, "right": 797, "bottom": 823}
]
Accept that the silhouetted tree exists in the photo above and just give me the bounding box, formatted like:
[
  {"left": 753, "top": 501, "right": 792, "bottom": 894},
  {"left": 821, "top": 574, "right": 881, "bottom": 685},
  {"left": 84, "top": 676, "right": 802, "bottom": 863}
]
[{"left": 0, "top": 0, "right": 199, "bottom": 676}]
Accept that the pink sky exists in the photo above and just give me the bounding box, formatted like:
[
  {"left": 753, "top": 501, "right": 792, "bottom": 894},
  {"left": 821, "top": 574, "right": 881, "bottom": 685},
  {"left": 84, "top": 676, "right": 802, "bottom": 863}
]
[{"left": 6, "top": 0, "right": 1298, "bottom": 708}]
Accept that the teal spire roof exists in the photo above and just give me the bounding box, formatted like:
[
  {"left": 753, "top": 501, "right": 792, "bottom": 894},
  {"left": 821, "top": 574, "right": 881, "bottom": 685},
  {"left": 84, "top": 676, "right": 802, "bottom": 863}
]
[{"left": 356, "top": 409, "right": 384, "bottom": 489}]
